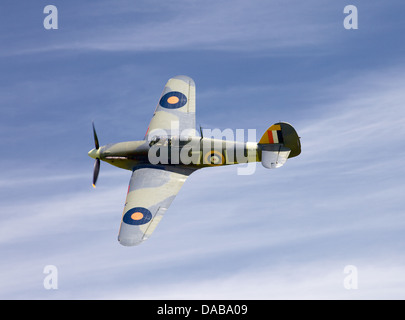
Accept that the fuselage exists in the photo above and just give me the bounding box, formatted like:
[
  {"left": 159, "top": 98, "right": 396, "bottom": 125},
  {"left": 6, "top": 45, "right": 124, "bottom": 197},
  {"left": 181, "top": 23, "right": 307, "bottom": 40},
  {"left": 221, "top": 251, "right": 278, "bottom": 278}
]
[{"left": 88, "top": 136, "right": 261, "bottom": 172}]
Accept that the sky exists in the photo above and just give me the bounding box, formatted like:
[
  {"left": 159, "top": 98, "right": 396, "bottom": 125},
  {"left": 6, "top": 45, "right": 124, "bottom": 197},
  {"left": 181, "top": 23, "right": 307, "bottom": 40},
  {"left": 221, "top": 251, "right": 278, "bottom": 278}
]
[{"left": 1, "top": 0, "right": 405, "bottom": 299}]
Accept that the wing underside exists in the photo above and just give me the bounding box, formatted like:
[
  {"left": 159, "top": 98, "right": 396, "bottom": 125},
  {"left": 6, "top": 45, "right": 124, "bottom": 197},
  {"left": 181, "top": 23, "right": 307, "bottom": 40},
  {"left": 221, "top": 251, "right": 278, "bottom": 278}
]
[
  {"left": 118, "top": 166, "right": 192, "bottom": 246},
  {"left": 118, "top": 76, "right": 197, "bottom": 246},
  {"left": 146, "top": 75, "right": 196, "bottom": 139}
]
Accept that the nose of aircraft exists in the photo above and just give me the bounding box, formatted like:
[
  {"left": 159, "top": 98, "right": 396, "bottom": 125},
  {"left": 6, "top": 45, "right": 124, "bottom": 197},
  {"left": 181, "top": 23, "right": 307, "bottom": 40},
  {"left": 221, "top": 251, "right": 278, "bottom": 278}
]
[{"left": 88, "top": 148, "right": 99, "bottom": 159}]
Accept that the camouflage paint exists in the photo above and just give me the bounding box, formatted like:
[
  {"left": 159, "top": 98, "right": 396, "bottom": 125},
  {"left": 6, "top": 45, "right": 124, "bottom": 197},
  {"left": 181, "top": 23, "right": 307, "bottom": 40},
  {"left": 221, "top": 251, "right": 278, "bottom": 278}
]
[{"left": 88, "top": 75, "right": 301, "bottom": 246}]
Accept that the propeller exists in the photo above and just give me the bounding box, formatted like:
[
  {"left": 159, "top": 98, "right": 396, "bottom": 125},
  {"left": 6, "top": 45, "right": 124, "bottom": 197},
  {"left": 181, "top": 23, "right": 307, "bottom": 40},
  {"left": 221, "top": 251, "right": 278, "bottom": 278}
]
[
  {"left": 199, "top": 124, "right": 203, "bottom": 141},
  {"left": 93, "top": 158, "right": 100, "bottom": 188},
  {"left": 93, "top": 121, "right": 99, "bottom": 150},
  {"left": 91, "top": 122, "right": 100, "bottom": 188}
]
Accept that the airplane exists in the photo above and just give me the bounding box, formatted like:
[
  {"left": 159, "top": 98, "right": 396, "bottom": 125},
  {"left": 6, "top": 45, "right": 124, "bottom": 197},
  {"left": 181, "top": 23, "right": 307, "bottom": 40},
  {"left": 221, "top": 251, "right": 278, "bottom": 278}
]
[{"left": 88, "top": 75, "right": 301, "bottom": 246}]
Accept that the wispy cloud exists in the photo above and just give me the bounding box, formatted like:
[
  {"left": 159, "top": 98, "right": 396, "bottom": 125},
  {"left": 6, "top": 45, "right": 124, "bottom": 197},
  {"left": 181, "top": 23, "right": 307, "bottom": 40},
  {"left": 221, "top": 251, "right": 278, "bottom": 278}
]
[
  {"left": 1, "top": 0, "right": 405, "bottom": 300},
  {"left": 298, "top": 66, "right": 405, "bottom": 164},
  {"left": 1, "top": 64, "right": 405, "bottom": 299},
  {"left": 2, "top": 0, "right": 339, "bottom": 57},
  {"left": 99, "top": 258, "right": 405, "bottom": 299}
]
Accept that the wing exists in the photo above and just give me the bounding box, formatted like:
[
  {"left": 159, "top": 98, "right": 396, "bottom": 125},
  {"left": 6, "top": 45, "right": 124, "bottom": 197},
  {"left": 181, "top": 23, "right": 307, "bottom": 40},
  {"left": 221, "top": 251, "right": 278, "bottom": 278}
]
[
  {"left": 145, "top": 75, "right": 196, "bottom": 139},
  {"left": 118, "top": 166, "right": 192, "bottom": 246}
]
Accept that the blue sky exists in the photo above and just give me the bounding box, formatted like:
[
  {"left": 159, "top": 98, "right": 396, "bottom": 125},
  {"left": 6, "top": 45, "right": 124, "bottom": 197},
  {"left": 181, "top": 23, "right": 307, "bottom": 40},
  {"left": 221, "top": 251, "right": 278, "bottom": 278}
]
[{"left": 1, "top": 0, "right": 405, "bottom": 299}]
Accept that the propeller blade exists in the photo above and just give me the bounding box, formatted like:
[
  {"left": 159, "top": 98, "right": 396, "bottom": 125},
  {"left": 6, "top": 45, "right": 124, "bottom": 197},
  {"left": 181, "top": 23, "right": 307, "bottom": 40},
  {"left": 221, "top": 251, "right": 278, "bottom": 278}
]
[
  {"left": 92, "top": 158, "right": 100, "bottom": 188},
  {"left": 92, "top": 121, "right": 100, "bottom": 150}
]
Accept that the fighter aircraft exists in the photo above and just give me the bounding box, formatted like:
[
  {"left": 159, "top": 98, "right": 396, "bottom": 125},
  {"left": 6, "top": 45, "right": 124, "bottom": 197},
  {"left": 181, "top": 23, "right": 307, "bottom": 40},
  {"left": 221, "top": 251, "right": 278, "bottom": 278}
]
[{"left": 88, "top": 75, "right": 301, "bottom": 246}]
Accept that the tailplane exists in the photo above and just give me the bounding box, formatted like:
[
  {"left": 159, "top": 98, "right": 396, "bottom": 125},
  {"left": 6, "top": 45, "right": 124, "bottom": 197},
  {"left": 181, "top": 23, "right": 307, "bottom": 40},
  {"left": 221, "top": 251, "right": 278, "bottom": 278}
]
[{"left": 258, "top": 122, "right": 301, "bottom": 169}]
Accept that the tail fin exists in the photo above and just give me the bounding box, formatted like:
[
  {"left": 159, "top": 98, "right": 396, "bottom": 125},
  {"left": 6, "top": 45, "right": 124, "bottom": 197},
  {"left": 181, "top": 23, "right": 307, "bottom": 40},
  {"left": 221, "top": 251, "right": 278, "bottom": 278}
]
[{"left": 258, "top": 122, "right": 301, "bottom": 169}]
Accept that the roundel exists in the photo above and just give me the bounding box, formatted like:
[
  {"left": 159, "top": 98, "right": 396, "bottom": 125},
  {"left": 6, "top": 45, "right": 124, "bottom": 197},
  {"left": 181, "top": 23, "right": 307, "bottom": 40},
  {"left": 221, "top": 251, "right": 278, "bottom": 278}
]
[
  {"left": 159, "top": 91, "right": 187, "bottom": 109},
  {"left": 204, "top": 150, "right": 224, "bottom": 166},
  {"left": 123, "top": 207, "right": 152, "bottom": 225}
]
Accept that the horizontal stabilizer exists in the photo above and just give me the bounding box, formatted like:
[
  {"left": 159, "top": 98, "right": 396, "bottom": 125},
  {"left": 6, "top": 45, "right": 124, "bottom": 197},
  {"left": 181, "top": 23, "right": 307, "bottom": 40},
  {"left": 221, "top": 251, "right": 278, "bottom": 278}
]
[
  {"left": 261, "top": 144, "right": 291, "bottom": 169},
  {"left": 258, "top": 122, "right": 300, "bottom": 169}
]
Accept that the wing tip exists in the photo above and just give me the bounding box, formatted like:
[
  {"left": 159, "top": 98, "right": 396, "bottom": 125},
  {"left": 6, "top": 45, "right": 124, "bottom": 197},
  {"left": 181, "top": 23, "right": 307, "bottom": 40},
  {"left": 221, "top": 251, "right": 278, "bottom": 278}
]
[
  {"left": 171, "top": 75, "right": 195, "bottom": 87},
  {"left": 118, "top": 237, "right": 145, "bottom": 246}
]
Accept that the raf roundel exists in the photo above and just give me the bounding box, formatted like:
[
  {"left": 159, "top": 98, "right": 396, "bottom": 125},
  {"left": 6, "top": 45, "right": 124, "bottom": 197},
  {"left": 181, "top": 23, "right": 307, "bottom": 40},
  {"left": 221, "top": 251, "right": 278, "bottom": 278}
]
[
  {"left": 123, "top": 207, "right": 152, "bottom": 225},
  {"left": 204, "top": 150, "right": 224, "bottom": 166},
  {"left": 159, "top": 91, "right": 187, "bottom": 109}
]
